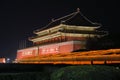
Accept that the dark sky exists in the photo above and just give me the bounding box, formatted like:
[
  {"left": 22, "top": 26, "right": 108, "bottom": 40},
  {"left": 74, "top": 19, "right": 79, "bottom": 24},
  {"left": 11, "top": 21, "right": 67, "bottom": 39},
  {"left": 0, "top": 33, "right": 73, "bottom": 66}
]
[{"left": 0, "top": 0, "right": 119, "bottom": 61}]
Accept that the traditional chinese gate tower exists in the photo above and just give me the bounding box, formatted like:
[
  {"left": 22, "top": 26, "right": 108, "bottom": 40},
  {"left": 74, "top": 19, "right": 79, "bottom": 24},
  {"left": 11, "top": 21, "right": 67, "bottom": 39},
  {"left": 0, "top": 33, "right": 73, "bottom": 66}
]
[
  {"left": 16, "top": 8, "right": 108, "bottom": 60},
  {"left": 28, "top": 8, "right": 107, "bottom": 54},
  {"left": 15, "top": 9, "right": 120, "bottom": 64}
]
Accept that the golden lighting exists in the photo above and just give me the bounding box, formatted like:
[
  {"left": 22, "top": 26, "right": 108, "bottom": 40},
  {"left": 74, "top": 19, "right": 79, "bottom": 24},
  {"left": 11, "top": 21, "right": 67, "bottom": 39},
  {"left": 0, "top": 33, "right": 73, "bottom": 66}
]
[{"left": 16, "top": 48, "right": 120, "bottom": 65}]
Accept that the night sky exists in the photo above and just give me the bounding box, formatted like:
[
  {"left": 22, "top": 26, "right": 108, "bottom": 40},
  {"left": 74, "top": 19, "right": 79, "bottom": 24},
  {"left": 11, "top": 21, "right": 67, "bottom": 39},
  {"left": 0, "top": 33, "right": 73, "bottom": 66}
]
[{"left": 0, "top": 0, "right": 119, "bottom": 61}]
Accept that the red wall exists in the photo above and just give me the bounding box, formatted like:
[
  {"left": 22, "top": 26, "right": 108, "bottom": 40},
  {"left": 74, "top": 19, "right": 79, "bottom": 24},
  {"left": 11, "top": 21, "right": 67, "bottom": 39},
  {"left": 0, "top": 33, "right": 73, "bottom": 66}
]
[
  {"left": 59, "top": 43, "right": 73, "bottom": 53},
  {"left": 17, "top": 47, "right": 38, "bottom": 59},
  {"left": 39, "top": 45, "right": 59, "bottom": 55},
  {"left": 38, "top": 41, "right": 74, "bottom": 55},
  {"left": 16, "top": 41, "right": 86, "bottom": 59},
  {"left": 38, "top": 41, "right": 86, "bottom": 55}
]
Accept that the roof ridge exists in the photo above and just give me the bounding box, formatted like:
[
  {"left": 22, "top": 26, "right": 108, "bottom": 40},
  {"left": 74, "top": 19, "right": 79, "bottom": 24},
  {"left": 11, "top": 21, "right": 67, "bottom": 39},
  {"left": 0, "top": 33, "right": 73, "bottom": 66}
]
[
  {"left": 79, "top": 11, "right": 94, "bottom": 24},
  {"left": 35, "top": 11, "right": 79, "bottom": 32},
  {"left": 34, "top": 8, "right": 101, "bottom": 33},
  {"left": 34, "top": 21, "right": 53, "bottom": 32},
  {"left": 52, "top": 11, "right": 78, "bottom": 22},
  {"left": 52, "top": 9, "right": 99, "bottom": 26},
  {"left": 51, "top": 8, "right": 80, "bottom": 23},
  {"left": 61, "top": 12, "right": 78, "bottom": 24}
]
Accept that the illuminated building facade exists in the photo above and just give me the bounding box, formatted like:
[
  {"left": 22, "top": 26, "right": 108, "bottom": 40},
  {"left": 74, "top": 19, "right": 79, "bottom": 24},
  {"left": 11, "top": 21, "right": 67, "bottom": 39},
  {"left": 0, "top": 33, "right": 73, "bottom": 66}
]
[
  {"left": 16, "top": 8, "right": 115, "bottom": 64},
  {"left": 29, "top": 8, "right": 107, "bottom": 51}
]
